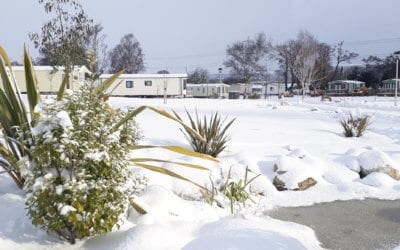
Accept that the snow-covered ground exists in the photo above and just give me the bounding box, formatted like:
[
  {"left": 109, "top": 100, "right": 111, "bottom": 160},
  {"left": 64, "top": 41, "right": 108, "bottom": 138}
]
[{"left": 1, "top": 95, "right": 400, "bottom": 249}]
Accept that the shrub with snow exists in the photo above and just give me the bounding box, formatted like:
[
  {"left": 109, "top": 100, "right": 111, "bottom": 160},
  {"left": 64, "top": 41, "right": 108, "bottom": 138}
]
[
  {"left": 20, "top": 82, "right": 143, "bottom": 244},
  {"left": 200, "top": 166, "right": 261, "bottom": 213},
  {"left": 175, "top": 110, "right": 235, "bottom": 157},
  {"left": 340, "top": 113, "right": 370, "bottom": 137}
]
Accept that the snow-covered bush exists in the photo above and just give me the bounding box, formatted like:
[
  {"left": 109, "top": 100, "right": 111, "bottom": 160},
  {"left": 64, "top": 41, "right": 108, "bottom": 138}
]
[{"left": 21, "top": 81, "right": 143, "bottom": 244}]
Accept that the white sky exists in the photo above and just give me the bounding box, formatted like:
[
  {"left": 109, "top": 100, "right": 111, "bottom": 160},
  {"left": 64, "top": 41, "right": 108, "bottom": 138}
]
[{"left": 1, "top": 0, "right": 399, "bottom": 74}]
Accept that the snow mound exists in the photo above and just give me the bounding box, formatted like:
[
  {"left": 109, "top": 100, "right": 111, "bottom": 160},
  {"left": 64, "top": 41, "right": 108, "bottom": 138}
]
[
  {"left": 128, "top": 185, "right": 223, "bottom": 224},
  {"left": 183, "top": 216, "right": 322, "bottom": 250},
  {"left": 184, "top": 226, "right": 305, "bottom": 250},
  {"left": 337, "top": 155, "right": 361, "bottom": 172},
  {"left": 273, "top": 154, "right": 322, "bottom": 191},
  {"left": 359, "top": 172, "right": 397, "bottom": 187},
  {"left": 339, "top": 148, "right": 400, "bottom": 180},
  {"left": 357, "top": 150, "right": 396, "bottom": 171}
]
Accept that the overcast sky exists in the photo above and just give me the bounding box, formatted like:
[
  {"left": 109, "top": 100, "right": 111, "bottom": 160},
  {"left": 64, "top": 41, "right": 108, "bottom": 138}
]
[{"left": 1, "top": 0, "right": 399, "bottom": 74}]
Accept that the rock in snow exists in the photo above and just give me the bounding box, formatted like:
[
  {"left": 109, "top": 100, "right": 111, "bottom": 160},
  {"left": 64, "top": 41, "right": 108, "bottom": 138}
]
[
  {"left": 272, "top": 155, "right": 319, "bottom": 191},
  {"left": 357, "top": 150, "right": 400, "bottom": 180},
  {"left": 339, "top": 148, "right": 400, "bottom": 180}
]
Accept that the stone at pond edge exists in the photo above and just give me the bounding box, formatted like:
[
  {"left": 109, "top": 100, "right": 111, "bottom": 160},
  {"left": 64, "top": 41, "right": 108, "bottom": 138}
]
[
  {"left": 360, "top": 166, "right": 400, "bottom": 180},
  {"left": 273, "top": 176, "right": 286, "bottom": 191},
  {"left": 273, "top": 176, "right": 317, "bottom": 191},
  {"left": 297, "top": 177, "right": 317, "bottom": 190},
  {"left": 357, "top": 150, "right": 400, "bottom": 180}
]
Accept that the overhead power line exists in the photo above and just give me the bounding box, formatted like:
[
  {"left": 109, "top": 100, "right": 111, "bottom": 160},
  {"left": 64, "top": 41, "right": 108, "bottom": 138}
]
[
  {"left": 147, "top": 50, "right": 225, "bottom": 61},
  {"left": 344, "top": 37, "right": 400, "bottom": 46}
]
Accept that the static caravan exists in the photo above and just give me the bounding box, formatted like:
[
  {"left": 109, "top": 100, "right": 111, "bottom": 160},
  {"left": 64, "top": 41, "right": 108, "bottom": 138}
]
[
  {"left": 228, "top": 83, "right": 252, "bottom": 96},
  {"left": 99, "top": 74, "right": 187, "bottom": 97},
  {"left": 262, "top": 83, "right": 286, "bottom": 96},
  {"left": 327, "top": 80, "right": 366, "bottom": 96},
  {"left": 379, "top": 79, "right": 399, "bottom": 96},
  {"left": 7, "top": 66, "right": 90, "bottom": 93},
  {"left": 186, "top": 83, "right": 229, "bottom": 98}
]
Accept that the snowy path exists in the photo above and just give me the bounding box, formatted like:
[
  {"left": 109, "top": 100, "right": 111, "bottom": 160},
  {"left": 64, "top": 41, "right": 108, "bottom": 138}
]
[{"left": 269, "top": 199, "right": 400, "bottom": 250}]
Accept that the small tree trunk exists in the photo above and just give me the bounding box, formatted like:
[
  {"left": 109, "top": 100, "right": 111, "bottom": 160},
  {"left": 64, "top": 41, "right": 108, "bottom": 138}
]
[
  {"left": 331, "top": 63, "right": 339, "bottom": 81},
  {"left": 284, "top": 64, "right": 288, "bottom": 91}
]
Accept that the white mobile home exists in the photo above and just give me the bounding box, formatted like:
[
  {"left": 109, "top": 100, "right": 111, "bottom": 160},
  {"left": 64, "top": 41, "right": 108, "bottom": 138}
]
[
  {"left": 186, "top": 83, "right": 229, "bottom": 98},
  {"left": 99, "top": 74, "right": 187, "bottom": 97},
  {"left": 379, "top": 79, "right": 399, "bottom": 96},
  {"left": 229, "top": 83, "right": 252, "bottom": 96},
  {"left": 327, "top": 80, "right": 366, "bottom": 96},
  {"left": 262, "top": 83, "right": 286, "bottom": 96},
  {"left": 5, "top": 66, "right": 90, "bottom": 93}
]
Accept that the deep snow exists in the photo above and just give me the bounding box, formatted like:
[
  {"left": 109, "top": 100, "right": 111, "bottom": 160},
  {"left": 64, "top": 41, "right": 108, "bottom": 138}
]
[{"left": 1, "top": 95, "right": 400, "bottom": 249}]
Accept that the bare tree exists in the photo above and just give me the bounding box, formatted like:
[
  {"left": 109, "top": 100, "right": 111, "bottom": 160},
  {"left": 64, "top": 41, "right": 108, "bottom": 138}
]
[
  {"left": 362, "top": 55, "right": 386, "bottom": 86},
  {"left": 30, "top": 0, "right": 93, "bottom": 71},
  {"left": 289, "top": 31, "right": 323, "bottom": 99},
  {"left": 275, "top": 41, "right": 298, "bottom": 91},
  {"left": 85, "top": 23, "right": 107, "bottom": 74},
  {"left": 224, "top": 33, "right": 271, "bottom": 97},
  {"left": 107, "top": 33, "right": 145, "bottom": 74},
  {"left": 314, "top": 42, "right": 332, "bottom": 89},
  {"left": 187, "top": 67, "right": 209, "bottom": 84},
  {"left": 331, "top": 41, "right": 358, "bottom": 80}
]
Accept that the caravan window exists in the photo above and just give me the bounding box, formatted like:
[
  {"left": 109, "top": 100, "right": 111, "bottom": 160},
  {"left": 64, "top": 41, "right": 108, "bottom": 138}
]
[
  {"left": 126, "top": 81, "right": 134, "bottom": 88},
  {"left": 145, "top": 80, "right": 152, "bottom": 86}
]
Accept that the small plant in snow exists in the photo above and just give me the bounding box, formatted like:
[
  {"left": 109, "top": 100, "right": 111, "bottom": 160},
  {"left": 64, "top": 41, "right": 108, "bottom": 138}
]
[
  {"left": 174, "top": 109, "right": 235, "bottom": 157},
  {"left": 221, "top": 166, "right": 261, "bottom": 213},
  {"left": 201, "top": 166, "right": 260, "bottom": 214},
  {"left": 340, "top": 113, "right": 371, "bottom": 137},
  {"left": 20, "top": 81, "right": 143, "bottom": 244}
]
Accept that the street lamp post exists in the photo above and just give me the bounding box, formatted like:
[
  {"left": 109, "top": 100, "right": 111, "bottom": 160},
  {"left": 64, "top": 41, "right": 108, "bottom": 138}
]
[
  {"left": 218, "top": 68, "right": 223, "bottom": 83},
  {"left": 395, "top": 51, "right": 400, "bottom": 106}
]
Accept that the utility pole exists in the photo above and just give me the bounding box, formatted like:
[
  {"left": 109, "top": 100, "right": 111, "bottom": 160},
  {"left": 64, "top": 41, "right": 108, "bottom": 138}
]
[
  {"left": 394, "top": 51, "right": 400, "bottom": 106},
  {"left": 163, "top": 67, "right": 168, "bottom": 104}
]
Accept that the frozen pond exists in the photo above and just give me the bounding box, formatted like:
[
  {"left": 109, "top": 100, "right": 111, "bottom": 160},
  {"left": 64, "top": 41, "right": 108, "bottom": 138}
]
[{"left": 269, "top": 199, "right": 400, "bottom": 250}]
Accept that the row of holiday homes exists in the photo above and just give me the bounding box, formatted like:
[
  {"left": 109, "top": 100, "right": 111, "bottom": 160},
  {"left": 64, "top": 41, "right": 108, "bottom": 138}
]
[
  {"left": 325, "top": 79, "right": 399, "bottom": 96},
  {"left": 2, "top": 66, "right": 399, "bottom": 97},
  {"left": 6, "top": 66, "right": 188, "bottom": 97},
  {"left": 3, "top": 66, "right": 285, "bottom": 98}
]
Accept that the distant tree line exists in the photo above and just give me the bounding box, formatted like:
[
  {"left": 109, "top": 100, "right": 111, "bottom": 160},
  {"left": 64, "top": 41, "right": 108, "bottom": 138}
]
[
  {"left": 191, "top": 31, "right": 398, "bottom": 93},
  {"left": 345, "top": 54, "right": 398, "bottom": 88}
]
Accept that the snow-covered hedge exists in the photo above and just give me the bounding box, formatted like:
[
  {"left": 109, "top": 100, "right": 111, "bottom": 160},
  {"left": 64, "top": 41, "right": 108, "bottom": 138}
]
[{"left": 20, "top": 82, "right": 143, "bottom": 244}]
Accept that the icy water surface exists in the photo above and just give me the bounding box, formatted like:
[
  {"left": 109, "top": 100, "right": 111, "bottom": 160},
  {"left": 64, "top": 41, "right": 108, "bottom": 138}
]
[{"left": 269, "top": 199, "right": 400, "bottom": 250}]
